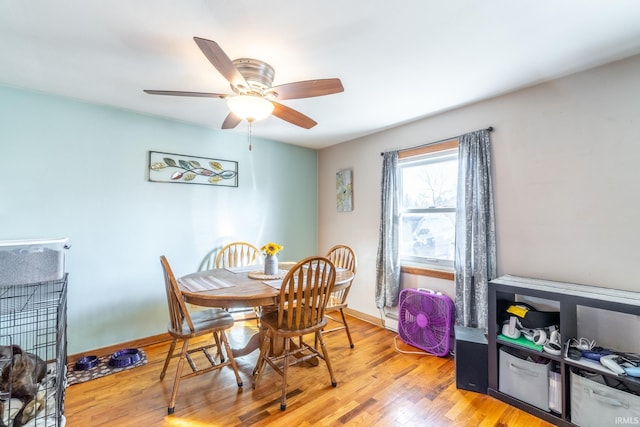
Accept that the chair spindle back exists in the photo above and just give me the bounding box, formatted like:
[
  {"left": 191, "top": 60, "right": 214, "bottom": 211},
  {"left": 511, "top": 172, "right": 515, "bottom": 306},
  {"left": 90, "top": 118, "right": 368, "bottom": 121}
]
[
  {"left": 277, "top": 256, "right": 336, "bottom": 330},
  {"left": 215, "top": 242, "right": 262, "bottom": 268}
]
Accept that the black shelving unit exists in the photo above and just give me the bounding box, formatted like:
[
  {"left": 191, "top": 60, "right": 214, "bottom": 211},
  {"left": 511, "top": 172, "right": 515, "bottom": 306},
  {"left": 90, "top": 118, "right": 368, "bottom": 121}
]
[{"left": 488, "top": 275, "right": 640, "bottom": 427}]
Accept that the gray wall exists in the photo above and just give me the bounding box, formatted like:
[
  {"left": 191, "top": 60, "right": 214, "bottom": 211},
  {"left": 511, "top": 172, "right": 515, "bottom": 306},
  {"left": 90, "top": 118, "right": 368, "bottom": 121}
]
[
  {"left": 0, "top": 85, "right": 318, "bottom": 354},
  {"left": 318, "top": 54, "right": 640, "bottom": 327}
]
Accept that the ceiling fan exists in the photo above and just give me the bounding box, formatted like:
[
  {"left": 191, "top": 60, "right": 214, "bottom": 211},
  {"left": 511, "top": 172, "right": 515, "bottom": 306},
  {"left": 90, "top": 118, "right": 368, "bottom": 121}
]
[{"left": 144, "top": 37, "right": 344, "bottom": 130}]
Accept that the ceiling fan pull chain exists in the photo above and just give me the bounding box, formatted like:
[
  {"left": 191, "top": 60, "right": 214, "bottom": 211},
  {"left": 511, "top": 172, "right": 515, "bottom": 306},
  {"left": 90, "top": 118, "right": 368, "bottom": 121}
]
[{"left": 248, "top": 120, "right": 253, "bottom": 151}]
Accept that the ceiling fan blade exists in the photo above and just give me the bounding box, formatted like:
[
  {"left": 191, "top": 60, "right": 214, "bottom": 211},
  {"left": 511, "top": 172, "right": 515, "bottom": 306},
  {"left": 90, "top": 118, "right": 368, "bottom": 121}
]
[
  {"left": 193, "top": 37, "right": 248, "bottom": 90},
  {"left": 272, "top": 102, "right": 317, "bottom": 129},
  {"left": 143, "top": 90, "right": 227, "bottom": 98},
  {"left": 221, "top": 112, "right": 242, "bottom": 129},
  {"left": 268, "top": 78, "right": 344, "bottom": 100}
]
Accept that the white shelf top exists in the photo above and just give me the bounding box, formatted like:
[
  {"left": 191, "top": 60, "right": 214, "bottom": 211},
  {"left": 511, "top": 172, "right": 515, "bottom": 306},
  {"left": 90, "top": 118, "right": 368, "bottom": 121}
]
[{"left": 491, "top": 275, "right": 640, "bottom": 308}]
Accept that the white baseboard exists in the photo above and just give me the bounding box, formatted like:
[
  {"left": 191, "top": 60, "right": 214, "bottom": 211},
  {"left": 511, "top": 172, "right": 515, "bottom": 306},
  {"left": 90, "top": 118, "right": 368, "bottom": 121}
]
[{"left": 344, "top": 307, "right": 398, "bottom": 332}]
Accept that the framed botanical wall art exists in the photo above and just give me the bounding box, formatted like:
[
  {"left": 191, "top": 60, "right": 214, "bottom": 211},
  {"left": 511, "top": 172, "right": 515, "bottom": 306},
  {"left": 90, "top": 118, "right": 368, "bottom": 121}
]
[
  {"left": 148, "top": 151, "right": 238, "bottom": 187},
  {"left": 336, "top": 169, "right": 353, "bottom": 212}
]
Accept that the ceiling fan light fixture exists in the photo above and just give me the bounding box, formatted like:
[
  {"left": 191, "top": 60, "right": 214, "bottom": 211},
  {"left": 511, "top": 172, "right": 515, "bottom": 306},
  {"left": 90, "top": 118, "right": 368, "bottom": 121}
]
[{"left": 227, "top": 95, "right": 274, "bottom": 122}]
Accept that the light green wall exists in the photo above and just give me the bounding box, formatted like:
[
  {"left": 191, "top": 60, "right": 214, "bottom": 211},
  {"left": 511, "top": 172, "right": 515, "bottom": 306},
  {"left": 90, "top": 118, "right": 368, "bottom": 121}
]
[{"left": 0, "top": 85, "right": 318, "bottom": 354}]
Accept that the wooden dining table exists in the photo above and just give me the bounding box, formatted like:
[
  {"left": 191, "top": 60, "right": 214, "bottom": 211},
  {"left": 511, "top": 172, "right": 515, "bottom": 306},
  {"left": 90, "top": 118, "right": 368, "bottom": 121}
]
[{"left": 178, "top": 263, "right": 355, "bottom": 357}]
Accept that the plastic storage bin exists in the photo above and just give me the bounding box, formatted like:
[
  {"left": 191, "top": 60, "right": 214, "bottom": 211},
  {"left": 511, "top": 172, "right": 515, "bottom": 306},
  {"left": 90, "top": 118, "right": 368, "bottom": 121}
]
[
  {"left": 499, "top": 347, "right": 551, "bottom": 411},
  {"left": 0, "top": 238, "right": 69, "bottom": 285},
  {"left": 571, "top": 371, "right": 640, "bottom": 427}
]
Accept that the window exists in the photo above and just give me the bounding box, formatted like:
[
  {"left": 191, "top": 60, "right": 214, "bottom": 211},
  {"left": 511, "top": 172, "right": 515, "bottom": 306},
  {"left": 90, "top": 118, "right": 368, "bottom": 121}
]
[{"left": 399, "top": 141, "right": 458, "bottom": 270}]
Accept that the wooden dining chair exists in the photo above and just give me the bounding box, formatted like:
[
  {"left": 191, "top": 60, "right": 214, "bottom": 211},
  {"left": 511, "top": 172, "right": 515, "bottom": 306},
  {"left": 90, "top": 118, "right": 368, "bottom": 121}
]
[
  {"left": 322, "top": 244, "right": 358, "bottom": 348},
  {"left": 159, "top": 256, "right": 243, "bottom": 414},
  {"left": 215, "top": 241, "right": 263, "bottom": 321},
  {"left": 252, "top": 256, "right": 337, "bottom": 411},
  {"left": 215, "top": 241, "right": 262, "bottom": 269}
]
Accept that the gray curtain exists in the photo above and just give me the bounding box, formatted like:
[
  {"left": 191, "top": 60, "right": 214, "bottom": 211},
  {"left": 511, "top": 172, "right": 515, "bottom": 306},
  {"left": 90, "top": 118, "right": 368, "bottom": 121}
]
[
  {"left": 375, "top": 151, "right": 401, "bottom": 308},
  {"left": 454, "top": 129, "right": 497, "bottom": 330}
]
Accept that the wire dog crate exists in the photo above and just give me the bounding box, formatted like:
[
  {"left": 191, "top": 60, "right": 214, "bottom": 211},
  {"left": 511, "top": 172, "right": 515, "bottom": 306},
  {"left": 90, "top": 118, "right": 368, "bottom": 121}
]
[{"left": 0, "top": 275, "right": 67, "bottom": 427}]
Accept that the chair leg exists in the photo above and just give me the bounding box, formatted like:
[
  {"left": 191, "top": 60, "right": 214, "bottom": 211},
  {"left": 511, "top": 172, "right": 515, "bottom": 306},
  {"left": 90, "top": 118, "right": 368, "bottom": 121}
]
[
  {"left": 160, "top": 338, "right": 177, "bottom": 380},
  {"left": 168, "top": 339, "right": 190, "bottom": 414},
  {"left": 219, "top": 330, "right": 243, "bottom": 387},
  {"left": 338, "top": 308, "right": 354, "bottom": 348},
  {"left": 252, "top": 330, "right": 271, "bottom": 383},
  {"left": 316, "top": 331, "right": 337, "bottom": 387},
  {"left": 280, "top": 336, "right": 291, "bottom": 411},
  {"left": 213, "top": 330, "right": 224, "bottom": 362}
]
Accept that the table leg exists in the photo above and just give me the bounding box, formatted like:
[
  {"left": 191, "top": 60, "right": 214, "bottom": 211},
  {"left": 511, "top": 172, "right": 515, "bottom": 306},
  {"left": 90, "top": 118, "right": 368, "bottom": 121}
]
[
  {"left": 230, "top": 324, "right": 286, "bottom": 357},
  {"left": 231, "top": 332, "right": 262, "bottom": 358},
  {"left": 228, "top": 311, "right": 317, "bottom": 366}
]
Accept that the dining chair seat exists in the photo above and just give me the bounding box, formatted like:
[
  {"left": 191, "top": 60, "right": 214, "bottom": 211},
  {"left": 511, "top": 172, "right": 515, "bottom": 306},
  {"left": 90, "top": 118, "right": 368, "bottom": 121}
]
[
  {"left": 168, "top": 308, "right": 234, "bottom": 337},
  {"left": 259, "top": 309, "right": 329, "bottom": 337},
  {"left": 159, "top": 256, "right": 242, "bottom": 415}
]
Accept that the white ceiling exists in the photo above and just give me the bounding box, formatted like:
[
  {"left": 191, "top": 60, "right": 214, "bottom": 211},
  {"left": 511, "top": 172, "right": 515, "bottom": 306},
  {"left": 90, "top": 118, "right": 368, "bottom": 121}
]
[{"left": 2, "top": 1, "right": 640, "bottom": 149}]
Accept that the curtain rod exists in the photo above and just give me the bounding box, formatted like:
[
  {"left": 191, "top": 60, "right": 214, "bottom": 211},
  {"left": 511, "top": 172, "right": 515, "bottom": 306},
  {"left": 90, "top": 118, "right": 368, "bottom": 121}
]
[{"left": 380, "top": 126, "right": 494, "bottom": 156}]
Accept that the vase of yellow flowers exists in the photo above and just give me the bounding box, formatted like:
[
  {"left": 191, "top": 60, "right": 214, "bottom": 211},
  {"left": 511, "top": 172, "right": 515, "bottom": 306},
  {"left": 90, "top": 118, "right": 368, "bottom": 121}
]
[{"left": 261, "top": 242, "right": 283, "bottom": 275}]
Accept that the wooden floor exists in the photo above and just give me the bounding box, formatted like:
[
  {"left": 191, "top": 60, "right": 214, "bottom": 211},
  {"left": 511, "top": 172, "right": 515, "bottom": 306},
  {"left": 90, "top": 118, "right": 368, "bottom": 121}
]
[{"left": 64, "top": 316, "right": 553, "bottom": 426}]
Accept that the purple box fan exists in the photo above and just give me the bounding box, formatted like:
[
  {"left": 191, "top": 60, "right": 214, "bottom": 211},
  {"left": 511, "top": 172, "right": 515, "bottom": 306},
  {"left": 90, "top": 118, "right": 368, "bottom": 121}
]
[{"left": 398, "top": 288, "right": 455, "bottom": 356}]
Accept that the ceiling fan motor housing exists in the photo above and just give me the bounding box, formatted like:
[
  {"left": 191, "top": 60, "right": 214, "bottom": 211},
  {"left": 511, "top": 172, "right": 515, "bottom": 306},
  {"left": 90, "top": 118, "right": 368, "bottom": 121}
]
[{"left": 232, "top": 58, "right": 275, "bottom": 95}]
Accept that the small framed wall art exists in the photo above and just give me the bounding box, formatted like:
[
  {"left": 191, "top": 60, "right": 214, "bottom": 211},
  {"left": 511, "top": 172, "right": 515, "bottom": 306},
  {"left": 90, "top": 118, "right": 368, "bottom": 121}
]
[
  {"left": 336, "top": 169, "right": 353, "bottom": 212},
  {"left": 148, "top": 151, "right": 238, "bottom": 187}
]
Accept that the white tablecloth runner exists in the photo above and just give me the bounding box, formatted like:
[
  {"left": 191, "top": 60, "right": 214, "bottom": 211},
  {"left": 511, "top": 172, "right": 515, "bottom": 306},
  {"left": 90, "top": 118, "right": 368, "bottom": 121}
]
[{"left": 178, "top": 275, "right": 235, "bottom": 292}]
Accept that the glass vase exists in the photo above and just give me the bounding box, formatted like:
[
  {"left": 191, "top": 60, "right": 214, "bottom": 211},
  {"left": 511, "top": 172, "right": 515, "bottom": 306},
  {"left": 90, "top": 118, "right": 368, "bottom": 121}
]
[{"left": 264, "top": 254, "right": 278, "bottom": 275}]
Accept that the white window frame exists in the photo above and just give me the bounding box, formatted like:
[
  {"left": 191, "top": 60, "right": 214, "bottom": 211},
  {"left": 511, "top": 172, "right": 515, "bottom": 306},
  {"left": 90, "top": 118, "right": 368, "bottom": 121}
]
[{"left": 398, "top": 140, "right": 459, "bottom": 272}]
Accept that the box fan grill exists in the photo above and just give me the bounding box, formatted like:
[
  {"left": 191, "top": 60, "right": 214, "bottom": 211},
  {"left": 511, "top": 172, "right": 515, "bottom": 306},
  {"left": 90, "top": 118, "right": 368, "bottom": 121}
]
[{"left": 398, "top": 288, "right": 455, "bottom": 356}]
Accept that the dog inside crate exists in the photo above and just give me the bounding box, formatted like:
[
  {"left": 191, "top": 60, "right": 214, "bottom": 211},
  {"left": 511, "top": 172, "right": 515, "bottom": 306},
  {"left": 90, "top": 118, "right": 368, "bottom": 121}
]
[
  {"left": 0, "top": 278, "right": 66, "bottom": 427},
  {"left": 0, "top": 345, "right": 53, "bottom": 427}
]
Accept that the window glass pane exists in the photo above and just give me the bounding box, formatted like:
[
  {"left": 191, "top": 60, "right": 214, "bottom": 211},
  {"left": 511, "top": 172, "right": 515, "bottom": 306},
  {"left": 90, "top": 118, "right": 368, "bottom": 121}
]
[
  {"left": 401, "top": 157, "right": 457, "bottom": 209},
  {"left": 399, "top": 147, "right": 458, "bottom": 268},
  {"left": 400, "top": 212, "right": 456, "bottom": 262}
]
